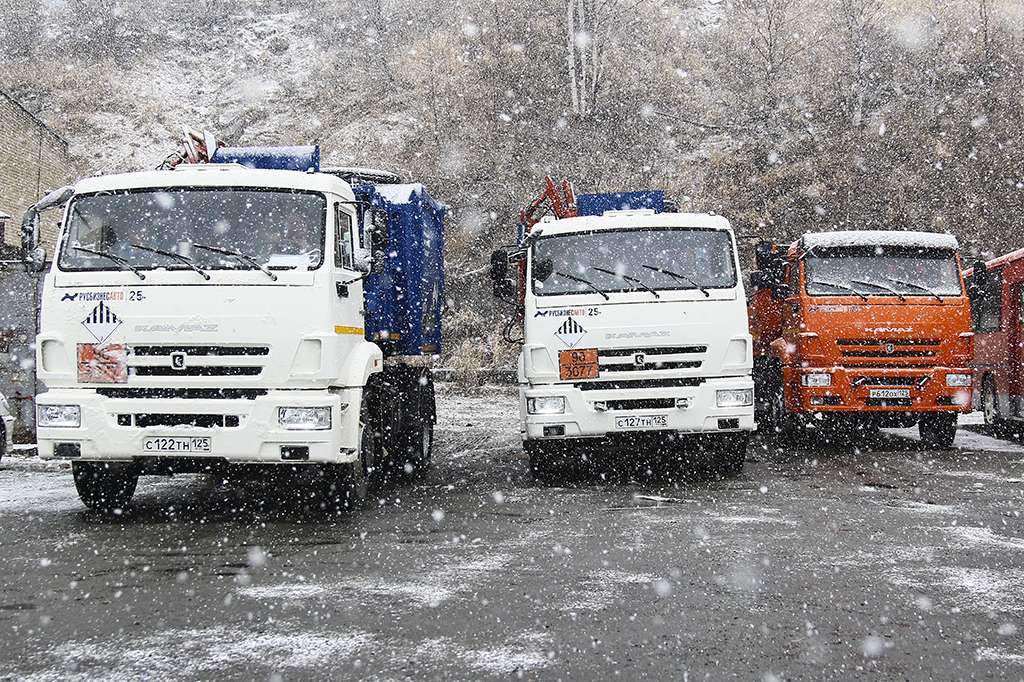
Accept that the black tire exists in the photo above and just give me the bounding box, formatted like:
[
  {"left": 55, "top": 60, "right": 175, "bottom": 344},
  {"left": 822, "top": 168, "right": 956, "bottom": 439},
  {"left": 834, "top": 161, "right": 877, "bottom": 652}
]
[
  {"left": 715, "top": 433, "right": 749, "bottom": 477},
  {"left": 526, "top": 441, "right": 571, "bottom": 483},
  {"left": 982, "top": 375, "right": 1001, "bottom": 427},
  {"left": 405, "top": 376, "right": 435, "bottom": 475},
  {"left": 322, "top": 402, "right": 375, "bottom": 512},
  {"left": 72, "top": 462, "right": 139, "bottom": 512},
  {"left": 919, "top": 412, "right": 957, "bottom": 449},
  {"left": 0, "top": 425, "right": 5, "bottom": 466}
]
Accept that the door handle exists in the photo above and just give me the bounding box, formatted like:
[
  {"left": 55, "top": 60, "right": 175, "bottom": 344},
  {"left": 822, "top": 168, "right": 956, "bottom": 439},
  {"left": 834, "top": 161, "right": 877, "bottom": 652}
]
[{"left": 336, "top": 282, "right": 349, "bottom": 298}]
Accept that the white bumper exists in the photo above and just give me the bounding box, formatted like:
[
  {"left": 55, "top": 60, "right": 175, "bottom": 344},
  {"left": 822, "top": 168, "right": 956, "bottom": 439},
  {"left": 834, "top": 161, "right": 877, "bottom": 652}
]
[
  {"left": 35, "top": 388, "right": 362, "bottom": 464},
  {"left": 520, "top": 376, "right": 755, "bottom": 441},
  {"left": 2, "top": 415, "right": 13, "bottom": 451}
]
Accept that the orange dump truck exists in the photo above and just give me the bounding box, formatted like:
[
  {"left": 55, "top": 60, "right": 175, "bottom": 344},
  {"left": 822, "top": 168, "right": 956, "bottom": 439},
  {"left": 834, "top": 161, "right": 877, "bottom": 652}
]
[{"left": 748, "top": 230, "right": 973, "bottom": 447}]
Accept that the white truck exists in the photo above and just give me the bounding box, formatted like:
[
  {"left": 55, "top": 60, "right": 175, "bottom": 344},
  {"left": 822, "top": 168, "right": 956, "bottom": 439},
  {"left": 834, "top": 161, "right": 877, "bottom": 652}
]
[
  {"left": 21, "top": 142, "right": 445, "bottom": 511},
  {"left": 491, "top": 180, "right": 754, "bottom": 479}
]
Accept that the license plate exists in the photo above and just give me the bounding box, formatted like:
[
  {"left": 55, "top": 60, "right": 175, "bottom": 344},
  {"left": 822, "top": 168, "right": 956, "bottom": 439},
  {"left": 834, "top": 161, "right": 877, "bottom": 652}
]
[
  {"left": 869, "top": 388, "right": 910, "bottom": 399},
  {"left": 559, "top": 348, "right": 599, "bottom": 381},
  {"left": 142, "top": 437, "right": 211, "bottom": 454},
  {"left": 614, "top": 415, "right": 668, "bottom": 430}
]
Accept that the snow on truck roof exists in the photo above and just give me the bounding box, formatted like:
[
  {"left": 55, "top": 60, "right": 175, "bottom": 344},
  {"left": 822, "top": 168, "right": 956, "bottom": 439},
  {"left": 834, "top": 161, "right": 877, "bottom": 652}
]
[
  {"left": 72, "top": 165, "right": 357, "bottom": 200},
  {"left": 536, "top": 211, "right": 732, "bottom": 237},
  {"left": 801, "top": 230, "right": 958, "bottom": 251}
]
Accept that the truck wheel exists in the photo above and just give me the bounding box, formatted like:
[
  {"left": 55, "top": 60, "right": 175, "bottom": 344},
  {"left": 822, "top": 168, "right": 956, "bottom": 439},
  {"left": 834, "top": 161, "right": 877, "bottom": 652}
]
[
  {"left": 405, "top": 377, "right": 435, "bottom": 475},
  {"left": 324, "top": 405, "right": 375, "bottom": 512},
  {"left": 982, "top": 376, "right": 1001, "bottom": 427},
  {"left": 715, "top": 433, "right": 749, "bottom": 478},
  {"left": 0, "top": 425, "right": 5, "bottom": 466},
  {"left": 526, "top": 441, "right": 569, "bottom": 483},
  {"left": 919, "top": 413, "right": 957, "bottom": 449},
  {"left": 72, "top": 462, "right": 139, "bottom": 512}
]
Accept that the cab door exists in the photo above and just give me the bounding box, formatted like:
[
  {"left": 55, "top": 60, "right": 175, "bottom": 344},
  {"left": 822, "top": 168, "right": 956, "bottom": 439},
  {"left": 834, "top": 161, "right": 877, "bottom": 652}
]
[
  {"left": 1009, "top": 283, "right": 1024, "bottom": 416},
  {"left": 331, "top": 202, "right": 366, "bottom": 345}
]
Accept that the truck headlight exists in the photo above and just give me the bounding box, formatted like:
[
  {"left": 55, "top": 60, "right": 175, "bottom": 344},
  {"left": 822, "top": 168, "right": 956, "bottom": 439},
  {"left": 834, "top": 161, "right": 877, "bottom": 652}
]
[
  {"left": 38, "top": 404, "right": 81, "bottom": 428},
  {"left": 946, "top": 373, "right": 972, "bottom": 387},
  {"left": 527, "top": 397, "right": 565, "bottom": 415},
  {"left": 278, "top": 406, "right": 332, "bottom": 430},
  {"left": 801, "top": 373, "right": 832, "bottom": 387},
  {"left": 716, "top": 389, "right": 753, "bottom": 408}
]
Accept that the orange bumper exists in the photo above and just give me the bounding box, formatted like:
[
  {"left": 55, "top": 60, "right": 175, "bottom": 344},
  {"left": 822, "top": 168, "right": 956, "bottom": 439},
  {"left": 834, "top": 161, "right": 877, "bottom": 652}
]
[{"left": 782, "top": 366, "right": 972, "bottom": 414}]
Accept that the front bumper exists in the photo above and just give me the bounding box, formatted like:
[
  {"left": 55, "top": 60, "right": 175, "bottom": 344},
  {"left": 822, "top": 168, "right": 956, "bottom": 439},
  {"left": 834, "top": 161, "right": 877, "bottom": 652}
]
[
  {"left": 520, "top": 376, "right": 755, "bottom": 441},
  {"left": 783, "top": 366, "right": 973, "bottom": 414},
  {"left": 35, "top": 388, "right": 362, "bottom": 464}
]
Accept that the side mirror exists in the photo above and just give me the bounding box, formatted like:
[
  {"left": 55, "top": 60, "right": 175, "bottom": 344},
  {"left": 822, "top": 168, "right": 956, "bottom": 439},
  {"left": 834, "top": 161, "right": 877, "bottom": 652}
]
[
  {"left": 21, "top": 185, "right": 73, "bottom": 273},
  {"left": 772, "top": 284, "right": 792, "bottom": 300},
  {"left": 749, "top": 271, "right": 764, "bottom": 289},
  {"left": 490, "top": 249, "right": 515, "bottom": 298},
  {"left": 532, "top": 257, "right": 554, "bottom": 283},
  {"left": 971, "top": 260, "right": 988, "bottom": 287},
  {"left": 353, "top": 251, "right": 372, "bottom": 275}
]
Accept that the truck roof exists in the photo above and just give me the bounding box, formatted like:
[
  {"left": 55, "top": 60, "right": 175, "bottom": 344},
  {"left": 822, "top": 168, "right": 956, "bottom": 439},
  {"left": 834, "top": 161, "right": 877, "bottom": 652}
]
[
  {"left": 801, "top": 230, "right": 958, "bottom": 251},
  {"left": 534, "top": 211, "right": 731, "bottom": 238},
  {"left": 72, "top": 165, "right": 357, "bottom": 201}
]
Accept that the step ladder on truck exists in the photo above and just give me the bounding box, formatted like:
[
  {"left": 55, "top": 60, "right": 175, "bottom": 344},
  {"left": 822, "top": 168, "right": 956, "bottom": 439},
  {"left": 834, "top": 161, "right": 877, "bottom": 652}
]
[
  {"left": 490, "top": 177, "right": 755, "bottom": 480},
  {"left": 21, "top": 129, "right": 446, "bottom": 512}
]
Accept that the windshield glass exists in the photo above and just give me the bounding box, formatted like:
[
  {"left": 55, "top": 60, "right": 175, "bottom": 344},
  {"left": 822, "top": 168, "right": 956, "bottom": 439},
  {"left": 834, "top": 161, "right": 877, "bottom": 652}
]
[
  {"left": 531, "top": 228, "right": 737, "bottom": 296},
  {"left": 58, "top": 188, "right": 326, "bottom": 272},
  {"left": 804, "top": 246, "right": 962, "bottom": 297}
]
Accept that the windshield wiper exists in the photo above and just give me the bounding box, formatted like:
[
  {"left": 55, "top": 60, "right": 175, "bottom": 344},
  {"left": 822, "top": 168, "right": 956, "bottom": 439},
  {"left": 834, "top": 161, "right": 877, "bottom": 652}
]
[
  {"left": 879, "top": 276, "right": 943, "bottom": 302},
  {"left": 192, "top": 243, "right": 277, "bottom": 281},
  {"left": 851, "top": 279, "right": 906, "bottom": 302},
  {"left": 71, "top": 246, "right": 145, "bottom": 280},
  {"left": 591, "top": 266, "right": 660, "bottom": 299},
  {"left": 554, "top": 271, "right": 610, "bottom": 300},
  {"left": 640, "top": 264, "right": 710, "bottom": 297},
  {"left": 129, "top": 244, "right": 211, "bottom": 281},
  {"left": 808, "top": 279, "right": 868, "bottom": 301}
]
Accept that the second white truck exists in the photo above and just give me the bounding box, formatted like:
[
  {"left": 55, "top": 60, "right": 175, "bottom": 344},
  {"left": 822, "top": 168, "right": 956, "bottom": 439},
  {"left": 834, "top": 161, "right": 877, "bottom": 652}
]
[{"left": 491, "top": 180, "right": 754, "bottom": 479}]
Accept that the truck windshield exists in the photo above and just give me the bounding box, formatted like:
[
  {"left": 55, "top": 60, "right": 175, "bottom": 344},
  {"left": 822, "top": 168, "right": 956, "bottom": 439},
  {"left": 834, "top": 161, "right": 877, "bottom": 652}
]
[
  {"left": 532, "top": 228, "right": 736, "bottom": 296},
  {"left": 58, "top": 188, "right": 326, "bottom": 273},
  {"left": 804, "top": 246, "right": 962, "bottom": 297}
]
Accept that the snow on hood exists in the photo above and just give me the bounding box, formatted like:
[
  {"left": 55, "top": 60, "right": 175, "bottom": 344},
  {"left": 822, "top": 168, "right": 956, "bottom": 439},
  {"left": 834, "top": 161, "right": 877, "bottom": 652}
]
[{"left": 801, "top": 230, "right": 959, "bottom": 251}]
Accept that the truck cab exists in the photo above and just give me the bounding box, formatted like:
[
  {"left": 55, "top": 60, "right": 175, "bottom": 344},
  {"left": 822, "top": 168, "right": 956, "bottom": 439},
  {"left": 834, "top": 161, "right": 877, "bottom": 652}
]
[
  {"left": 494, "top": 193, "right": 754, "bottom": 479},
  {"left": 749, "top": 230, "right": 973, "bottom": 447},
  {"left": 25, "top": 148, "right": 444, "bottom": 511}
]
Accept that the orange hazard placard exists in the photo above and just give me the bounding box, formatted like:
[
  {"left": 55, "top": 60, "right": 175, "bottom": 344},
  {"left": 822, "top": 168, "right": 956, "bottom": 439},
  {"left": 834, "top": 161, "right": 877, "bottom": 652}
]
[
  {"left": 77, "top": 344, "right": 128, "bottom": 384},
  {"left": 559, "top": 348, "right": 599, "bottom": 381}
]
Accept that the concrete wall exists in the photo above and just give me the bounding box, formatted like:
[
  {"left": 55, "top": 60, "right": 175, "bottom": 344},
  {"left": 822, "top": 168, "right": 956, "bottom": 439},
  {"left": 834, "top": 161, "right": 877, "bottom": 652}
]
[{"left": 0, "top": 91, "right": 71, "bottom": 255}]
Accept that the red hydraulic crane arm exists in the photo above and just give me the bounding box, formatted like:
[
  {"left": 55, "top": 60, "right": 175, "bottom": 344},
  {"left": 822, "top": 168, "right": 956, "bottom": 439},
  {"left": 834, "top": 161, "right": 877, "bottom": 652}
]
[{"left": 520, "top": 176, "right": 578, "bottom": 234}]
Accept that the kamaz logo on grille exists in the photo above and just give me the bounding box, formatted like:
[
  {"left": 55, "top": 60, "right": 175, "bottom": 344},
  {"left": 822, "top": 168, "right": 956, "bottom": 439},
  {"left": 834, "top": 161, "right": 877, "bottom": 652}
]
[
  {"left": 633, "top": 352, "right": 646, "bottom": 367},
  {"left": 884, "top": 343, "right": 895, "bottom": 354},
  {"left": 170, "top": 351, "right": 187, "bottom": 370}
]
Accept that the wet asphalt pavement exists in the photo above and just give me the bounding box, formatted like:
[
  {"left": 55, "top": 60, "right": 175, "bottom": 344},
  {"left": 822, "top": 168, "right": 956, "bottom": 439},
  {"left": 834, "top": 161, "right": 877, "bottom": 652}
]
[{"left": 2, "top": 386, "right": 1024, "bottom": 680}]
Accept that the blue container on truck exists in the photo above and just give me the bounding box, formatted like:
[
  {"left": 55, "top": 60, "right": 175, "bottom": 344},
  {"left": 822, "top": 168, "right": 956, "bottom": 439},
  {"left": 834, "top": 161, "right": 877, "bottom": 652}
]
[
  {"left": 576, "top": 190, "right": 665, "bottom": 216},
  {"left": 210, "top": 147, "right": 446, "bottom": 358}
]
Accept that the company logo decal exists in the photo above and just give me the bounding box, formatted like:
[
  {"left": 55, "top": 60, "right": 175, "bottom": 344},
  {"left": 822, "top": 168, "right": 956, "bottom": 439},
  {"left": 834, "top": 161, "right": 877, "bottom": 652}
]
[
  {"left": 62, "top": 290, "right": 145, "bottom": 303},
  {"left": 884, "top": 343, "right": 896, "bottom": 354},
  {"left": 170, "top": 351, "right": 187, "bottom": 370},
  {"left": 81, "top": 302, "right": 123, "bottom": 344},
  {"left": 554, "top": 317, "right": 587, "bottom": 348},
  {"left": 633, "top": 352, "right": 647, "bottom": 368},
  {"left": 865, "top": 327, "right": 913, "bottom": 333},
  {"left": 535, "top": 307, "right": 601, "bottom": 318}
]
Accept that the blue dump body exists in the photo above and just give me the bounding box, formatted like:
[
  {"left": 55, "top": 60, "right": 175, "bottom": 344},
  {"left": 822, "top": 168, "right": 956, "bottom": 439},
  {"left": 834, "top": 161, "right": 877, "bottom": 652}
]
[
  {"left": 576, "top": 191, "right": 665, "bottom": 216},
  {"left": 208, "top": 145, "right": 445, "bottom": 357},
  {"left": 210, "top": 146, "right": 321, "bottom": 172},
  {"left": 355, "top": 183, "right": 446, "bottom": 357}
]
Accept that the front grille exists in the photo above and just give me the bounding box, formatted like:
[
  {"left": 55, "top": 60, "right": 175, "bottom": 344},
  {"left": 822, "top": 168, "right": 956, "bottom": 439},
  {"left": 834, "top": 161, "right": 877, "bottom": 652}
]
[
  {"left": 133, "top": 366, "right": 263, "bottom": 377},
  {"left": 576, "top": 377, "right": 706, "bottom": 391},
  {"left": 841, "top": 350, "right": 936, "bottom": 358},
  {"left": 865, "top": 398, "right": 913, "bottom": 407},
  {"left": 98, "top": 388, "right": 268, "bottom": 400},
  {"left": 596, "top": 345, "right": 706, "bottom": 374},
  {"left": 837, "top": 339, "right": 940, "bottom": 346},
  {"left": 128, "top": 413, "right": 241, "bottom": 428},
  {"left": 599, "top": 345, "right": 707, "bottom": 357},
  {"left": 601, "top": 360, "right": 702, "bottom": 372},
  {"left": 600, "top": 398, "right": 677, "bottom": 411},
  {"left": 851, "top": 376, "right": 920, "bottom": 386},
  {"left": 131, "top": 345, "right": 269, "bottom": 357},
  {"left": 836, "top": 338, "right": 940, "bottom": 363}
]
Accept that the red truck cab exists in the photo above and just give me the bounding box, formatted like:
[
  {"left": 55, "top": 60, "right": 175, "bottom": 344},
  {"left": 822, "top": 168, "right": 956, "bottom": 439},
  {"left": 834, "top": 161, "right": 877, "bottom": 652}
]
[{"left": 749, "top": 231, "right": 973, "bottom": 447}]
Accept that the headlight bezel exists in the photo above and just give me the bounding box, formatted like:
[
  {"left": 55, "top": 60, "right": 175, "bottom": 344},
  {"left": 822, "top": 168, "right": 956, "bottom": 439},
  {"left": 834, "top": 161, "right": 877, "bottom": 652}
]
[
  {"left": 800, "top": 372, "right": 832, "bottom": 388},
  {"left": 38, "top": 404, "right": 82, "bottom": 428},
  {"left": 278, "top": 406, "right": 332, "bottom": 431},
  {"left": 527, "top": 396, "right": 566, "bottom": 415},
  {"left": 716, "top": 388, "right": 754, "bottom": 408}
]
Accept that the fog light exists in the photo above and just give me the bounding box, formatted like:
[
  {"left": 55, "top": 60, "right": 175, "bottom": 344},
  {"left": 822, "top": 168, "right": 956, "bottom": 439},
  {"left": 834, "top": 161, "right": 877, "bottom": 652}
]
[
  {"left": 946, "top": 373, "right": 972, "bottom": 387},
  {"left": 38, "top": 404, "right": 81, "bottom": 428},
  {"left": 675, "top": 397, "right": 692, "bottom": 409},
  {"left": 716, "top": 389, "right": 753, "bottom": 408},
  {"left": 592, "top": 401, "right": 608, "bottom": 412},
  {"left": 527, "top": 396, "right": 565, "bottom": 415},
  {"left": 801, "top": 373, "right": 832, "bottom": 387},
  {"left": 278, "top": 406, "right": 331, "bottom": 430},
  {"left": 543, "top": 425, "right": 565, "bottom": 437}
]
